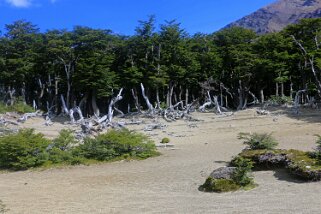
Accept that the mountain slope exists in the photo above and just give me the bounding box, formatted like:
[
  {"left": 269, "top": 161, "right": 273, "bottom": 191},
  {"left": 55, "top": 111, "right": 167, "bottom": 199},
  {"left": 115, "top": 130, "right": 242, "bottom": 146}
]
[{"left": 225, "top": 0, "right": 321, "bottom": 34}]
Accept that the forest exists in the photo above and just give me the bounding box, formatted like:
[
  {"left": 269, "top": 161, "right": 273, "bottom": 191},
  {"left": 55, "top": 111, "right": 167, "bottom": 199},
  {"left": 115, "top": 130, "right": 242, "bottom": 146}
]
[{"left": 1, "top": 16, "right": 321, "bottom": 120}]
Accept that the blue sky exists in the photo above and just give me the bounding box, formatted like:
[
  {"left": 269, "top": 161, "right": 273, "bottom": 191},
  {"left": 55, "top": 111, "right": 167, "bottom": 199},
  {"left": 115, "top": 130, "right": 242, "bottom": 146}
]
[{"left": 0, "top": 0, "right": 276, "bottom": 35}]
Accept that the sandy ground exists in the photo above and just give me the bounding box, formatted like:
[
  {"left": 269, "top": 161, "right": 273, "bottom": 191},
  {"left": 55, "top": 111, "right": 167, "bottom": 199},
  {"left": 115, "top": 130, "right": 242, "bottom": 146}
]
[{"left": 1, "top": 107, "right": 321, "bottom": 213}]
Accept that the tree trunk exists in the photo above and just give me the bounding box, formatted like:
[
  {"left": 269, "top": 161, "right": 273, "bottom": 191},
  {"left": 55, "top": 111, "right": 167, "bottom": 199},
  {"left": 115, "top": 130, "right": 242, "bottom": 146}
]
[
  {"left": 260, "top": 89, "right": 264, "bottom": 103},
  {"left": 213, "top": 96, "right": 222, "bottom": 114},
  {"left": 7, "top": 87, "right": 15, "bottom": 106},
  {"left": 275, "top": 82, "right": 279, "bottom": 97},
  {"left": 169, "top": 83, "right": 174, "bottom": 109},
  {"left": 156, "top": 87, "right": 161, "bottom": 109},
  {"left": 79, "top": 93, "right": 88, "bottom": 116},
  {"left": 55, "top": 76, "right": 59, "bottom": 113},
  {"left": 290, "top": 82, "right": 293, "bottom": 100},
  {"left": 91, "top": 91, "right": 100, "bottom": 117},
  {"left": 140, "top": 83, "right": 154, "bottom": 113},
  {"left": 237, "top": 81, "right": 244, "bottom": 110},
  {"left": 108, "top": 88, "right": 123, "bottom": 123},
  {"left": 185, "top": 88, "right": 189, "bottom": 107},
  {"left": 178, "top": 86, "right": 184, "bottom": 109},
  {"left": 131, "top": 88, "right": 141, "bottom": 113},
  {"left": 225, "top": 96, "right": 228, "bottom": 108}
]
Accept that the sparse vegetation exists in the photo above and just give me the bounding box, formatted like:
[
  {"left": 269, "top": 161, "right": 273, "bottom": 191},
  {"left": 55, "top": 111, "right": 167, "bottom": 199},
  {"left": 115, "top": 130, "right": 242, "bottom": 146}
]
[
  {"left": 202, "top": 133, "right": 321, "bottom": 193},
  {"left": 0, "top": 128, "right": 158, "bottom": 171},
  {"left": 231, "top": 156, "right": 254, "bottom": 186},
  {"left": 75, "top": 129, "right": 159, "bottom": 161},
  {"left": 200, "top": 157, "right": 254, "bottom": 192},
  {"left": 200, "top": 177, "right": 240, "bottom": 193},
  {"left": 0, "top": 101, "right": 34, "bottom": 114},
  {"left": 314, "top": 134, "right": 321, "bottom": 159},
  {"left": 0, "top": 129, "right": 50, "bottom": 170},
  {"left": 160, "top": 137, "right": 170, "bottom": 146},
  {"left": 0, "top": 200, "right": 8, "bottom": 213},
  {"left": 238, "top": 132, "right": 279, "bottom": 150},
  {"left": 268, "top": 95, "right": 292, "bottom": 105}
]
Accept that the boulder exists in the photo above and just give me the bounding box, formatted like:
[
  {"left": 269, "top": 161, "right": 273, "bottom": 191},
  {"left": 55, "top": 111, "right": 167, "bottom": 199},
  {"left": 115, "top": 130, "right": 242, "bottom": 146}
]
[
  {"left": 258, "top": 152, "right": 287, "bottom": 165},
  {"left": 209, "top": 167, "right": 236, "bottom": 180}
]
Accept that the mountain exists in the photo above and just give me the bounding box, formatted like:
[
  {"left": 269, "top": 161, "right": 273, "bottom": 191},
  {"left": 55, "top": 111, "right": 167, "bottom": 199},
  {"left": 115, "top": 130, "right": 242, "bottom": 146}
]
[{"left": 225, "top": 0, "right": 321, "bottom": 34}]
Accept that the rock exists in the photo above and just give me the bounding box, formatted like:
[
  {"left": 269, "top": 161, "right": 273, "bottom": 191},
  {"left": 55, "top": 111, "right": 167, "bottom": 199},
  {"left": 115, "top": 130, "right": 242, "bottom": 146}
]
[
  {"left": 209, "top": 167, "right": 236, "bottom": 180},
  {"left": 258, "top": 152, "right": 287, "bottom": 165}
]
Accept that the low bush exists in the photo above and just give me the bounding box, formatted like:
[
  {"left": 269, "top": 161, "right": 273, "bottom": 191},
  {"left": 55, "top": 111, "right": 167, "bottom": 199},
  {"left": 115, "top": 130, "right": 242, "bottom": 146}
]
[
  {"left": 0, "top": 200, "right": 9, "bottom": 213},
  {"left": 0, "top": 101, "right": 34, "bottom": 114},
  {"left": 236, "top": 149, "right": 287, "bottom": 169},
  {"left": 286, "top": 149, "right": 321, "bottom": 180},
  {"left": 314, "top": 135, "right": 321, "bottom": 159},
  {"left": 238, "top": 132, "right": 278, "bottom": 150},
  {"left": 51, "top": 129, "right": 77, "bottom": 151},
  {"left": 231, "top": 156, "right": 254, "bottom": 186},
  {"left": 201, "top": 157, "right": 254, "bottom": 193},
  {"left": 200, "top": 177, "right": 240, "bottom": 192},
  {"left": 268, "top": 95, "right": 292, "bottom": 105},
  {"left": 161, "top": 137, "right": 170, "bottom": 144},
  {"left": 239, "top": 148, "right": 321, "bottom": 181},
  {"left": 0, "top": 128, "right": 158, "bottom": 171},
  {"left": 46, "top": 129, "right": 81, "bottom": 165},
  {"left": 0, "top": 129, "right": 50, "bottom": 170},
  {"left": 75, "top": 129, "right": 158, "bottom": 161}
]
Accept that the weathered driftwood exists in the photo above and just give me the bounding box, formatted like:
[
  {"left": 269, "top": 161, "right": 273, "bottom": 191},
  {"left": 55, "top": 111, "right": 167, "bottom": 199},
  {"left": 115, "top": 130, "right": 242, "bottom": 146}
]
[
  {"left": 256, "top": 109, "right": 270, "bottom": 116},
  {"left": 199, "top": 91, "right": 224, "bottom": 115},
  {"left": 17, "top": 110, "right": 41, "bottom": 123},
  {"left": 144, "top": 123, "right": 167, "bottom": 131},
  {"left": 0, "top": 117, "right": 19, "bottom": 126}
]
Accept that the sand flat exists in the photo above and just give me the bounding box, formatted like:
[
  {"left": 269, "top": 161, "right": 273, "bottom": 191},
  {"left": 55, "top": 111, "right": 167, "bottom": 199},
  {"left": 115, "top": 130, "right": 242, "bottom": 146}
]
[{"left": 1, "top": 108, "right": 321, "bottom": 213}]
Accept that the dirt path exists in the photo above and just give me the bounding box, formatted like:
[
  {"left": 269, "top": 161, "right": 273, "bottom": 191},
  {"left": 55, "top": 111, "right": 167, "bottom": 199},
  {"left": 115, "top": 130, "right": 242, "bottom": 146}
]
[{"left": 1, "top": 108, "right": 321, "bottom": 213}]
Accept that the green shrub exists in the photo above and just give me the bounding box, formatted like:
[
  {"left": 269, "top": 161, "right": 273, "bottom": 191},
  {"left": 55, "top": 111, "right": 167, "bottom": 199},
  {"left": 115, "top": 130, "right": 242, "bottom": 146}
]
[
  {"left": 10, "top": 101, "right": 34, "bottom": 114},
  {"left": 75, "top": 129, "right": 158, "bottom": 161},
  {"left": 200, "top": 177, "right": 240, "bottom": 192},
  {"left": 161, "top": 137, "right": 170, "bottom": 144},
  {"left": 238, "top": 132, "right": 278, "bottom": 150},
  {"left": 0, "top": 128, "right": 158, "bottom": 170},
  {"left": 231, "top": 156, "right": 254, "bottom": 186},
  {"left": 47, "top": 129, "right": 81, "bottom": 165},
  {"left": 160, "top": 102, "right": 167, "bottom": 109},
  {"left": 268, "top": 95, "right": 292, "bottom": 105},
  {"left": 0, "top": 101, "right": 34, "bottom": 114},
  {"left": 0, "top": 200, "right": 9, "bottom": 213},
  {"left": 0, "top": 104, "right": 7, "bottom": 114},
  {"left": 314, "top": 135, "right": 321, "bottom": 159},
  {"left": 0, "top": 129, "right": 50, "bottom": 170},
  {"left": 51, "top": 129, "right": 77, "bottom": 151}
]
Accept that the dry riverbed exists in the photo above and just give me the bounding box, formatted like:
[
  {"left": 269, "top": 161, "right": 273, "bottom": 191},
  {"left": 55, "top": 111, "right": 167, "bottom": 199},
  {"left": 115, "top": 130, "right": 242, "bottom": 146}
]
[{"left": 1, "top": 107, "right": 321, "bottom": 213}]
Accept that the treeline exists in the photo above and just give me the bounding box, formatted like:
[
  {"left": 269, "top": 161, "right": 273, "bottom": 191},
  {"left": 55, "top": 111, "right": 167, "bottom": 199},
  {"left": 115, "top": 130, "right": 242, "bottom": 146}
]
[{"left": 1, "top": 16, "right": 321, "bottom": 116}]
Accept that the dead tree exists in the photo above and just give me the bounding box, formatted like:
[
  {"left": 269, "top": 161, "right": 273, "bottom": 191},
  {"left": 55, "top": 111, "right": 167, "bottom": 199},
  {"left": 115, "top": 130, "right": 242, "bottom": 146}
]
[
  {"left": 6, "top": 87, "right": 15, "bottom": 106},
  {"left": 107, "top": 88, "right": 123, "bottom": 123},
  {"left": 291, "top": 35, "right": 321, "bottom": 97},
  {"left": 140, "top": 83, "right": 154, "bottom": 114},
  {"left": 293, "top": 89, "right": 307, "bottom": 114},
  {"left": 58, "top": 56, "right": 78, "bottom": 109},
  {"left": 60, "top": 95, "right": 83, "bottom": 124},
  {"left": 131, "top": 88, "right": 141, "bottom": 113},
  {"left": 91, "top": 92, "right": 100, "bottom": 117}
]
